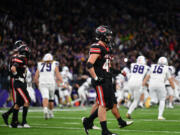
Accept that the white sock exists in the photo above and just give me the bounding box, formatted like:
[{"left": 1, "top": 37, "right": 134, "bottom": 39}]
[
  {"left": 49, "top": 110, "right": 53, "bottom": 115},
  {"left": 44, "top": 107, "right": 48, "bottom": 114},
  {"left": 158, "top": 100, "right": 165, "bottom": 117}
]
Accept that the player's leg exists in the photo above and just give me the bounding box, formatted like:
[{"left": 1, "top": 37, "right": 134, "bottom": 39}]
[
  {"left": 166, "top": 86, "right": 174, "bottom": 108},
  {"left": 2, "top": 79, "right": 16, "bottom": 125},
  {"left": 59, "top": 88, "right": 64, "bottom": 108},
  {"left": 21, "top": 87, "right": 31, "bottom": 128},
  {"left": 48, "top": 85, "right": 55, "bottom": 118},
  {"left": 126, "top": 86, "right": 141, "bottom": 119},
  {"left": 111, "top": 90, "right": 133, "bottom": 127},
  {"left": 39, "top": 85, "right": 49, "bottom": 119},
  {"left": 64, "top": 89, "right": 71, "bottom": 107},
  {"left": 157, "top": 86, "right": 167, "bottom": 120}
]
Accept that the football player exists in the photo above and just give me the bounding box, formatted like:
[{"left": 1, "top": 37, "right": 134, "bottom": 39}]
[
  {"left": 126, "top": 56, "right": 150, "bottom": 119},
  {"left": 165, "top": 66, "right": 176, "bottom": 108},
  {"left": 10, "top": 44, "right": 31, "bottom": 128},
  {"left": 143, "top": 57, "right": 175, "bottom": 120},
  {"left": 2, "top": 40, "right": 31, "bottom": 128},
  {"left": 34, "top": 53, "right": 63, "bottom": 119},
  {"left": 82, "top": 25, "right": 133, "bottom": 135},
  {"left": 58, "top": 66, "right": 73, "bottom": 108},
  {"left": 26, "top": 67, "right": 36, "bottom": 103}
]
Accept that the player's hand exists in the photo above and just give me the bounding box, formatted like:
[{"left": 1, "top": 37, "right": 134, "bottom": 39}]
[{"left": 92, "top": 77, "right": 105, "bottom": 85}]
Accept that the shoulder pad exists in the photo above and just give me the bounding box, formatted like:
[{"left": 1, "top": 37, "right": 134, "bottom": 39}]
[{"left": 89, "top": 43, "right": 101, "bottom": 54}]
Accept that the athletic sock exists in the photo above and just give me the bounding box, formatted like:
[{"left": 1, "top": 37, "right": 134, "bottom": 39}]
[
  {"left": 87, "top": 108, "right": 98, "bottom": 123},
  {"left": 159, "top": 100, "right": 165, "bottom": 117},
  {"left": 117, "top": 117, "right": 126, "bottom": 125},
  {"left": 6, "top": 105, "right": 14, "bottom": 116},
  {"left": 12, "top": 109, "right": 19, "bottom": 123},
  {"left": 22, "top": 107, "right": 28, "bottom": 124},
  {"left": 100, "top": 121, "right": 108, "bottom": 132}
]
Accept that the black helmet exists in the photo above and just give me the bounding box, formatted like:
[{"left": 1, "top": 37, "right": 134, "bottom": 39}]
[
  {"left": 14, "top": 40, "right": 26, "bottom": 50},
  {"left": 18, "top": 45, "right": 31, "bottom": 58},
  {"left": 95, "top": 25, "right": 113, "bottom": 45}
]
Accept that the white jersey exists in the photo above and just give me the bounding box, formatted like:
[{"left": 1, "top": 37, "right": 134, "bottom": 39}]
[
  {"left": 79, "top": 78, "right": 91, "bottom": 91},
  {"left": 116, "top": 74, "right": 125, "bottom": 91},
  {"left": 38, "top": 61, "right": 57, "bottom": 84},
  {"left": 26, "top": 68, "right": 32, "bottom": 87},
  {"left": 148, "top": 64, "right": 171, "bottom": 86},
  {"left": 165, "top": 66, "right": 175, "bottom": 85},
  {"left": 60, "top": 71, "right": 72, "bottom": 84},
  {"left": 128, "top": 63, "right": 149, "bottom": 87}
]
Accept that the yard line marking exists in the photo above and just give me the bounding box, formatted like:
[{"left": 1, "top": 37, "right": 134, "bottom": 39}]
[
  {"left": 1, "top": 125, "right": 179, "bottom": 134},
  {"left": 27, "top": 116, "right": 180, "bottom": 122},
  {"left": 64, "top": 122, "right": 80, "bottom": 125},
  {"left": 0, "top": 108, "right": 87, "bottom": 113}
]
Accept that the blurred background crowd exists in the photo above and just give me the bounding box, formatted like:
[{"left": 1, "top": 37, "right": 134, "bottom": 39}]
[{"left": 0, "top": 0, "right": 180, "bottom": 98}]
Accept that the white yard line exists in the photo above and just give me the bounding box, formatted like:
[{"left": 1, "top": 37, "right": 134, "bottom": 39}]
[
  {"left": 0, "top": 125, "right": 179, "bottom": 134},
  {"left": 0, "top": 108, "right": 87, "bottom": 113},
  {"left": 26, "top": 116, "right": 180, "bottom": 122}
]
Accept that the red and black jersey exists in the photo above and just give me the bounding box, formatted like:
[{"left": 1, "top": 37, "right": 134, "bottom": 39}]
[
  {"left": 10, "top": 55, "right": 28, "bottom": 79},
  {"left": 89, "top": 42, "right": 113, "bottom": 78}
]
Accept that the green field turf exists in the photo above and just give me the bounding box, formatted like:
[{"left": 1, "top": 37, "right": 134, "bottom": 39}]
[{"left": 0, "top": 105, "right": 180, "bottom": 135}]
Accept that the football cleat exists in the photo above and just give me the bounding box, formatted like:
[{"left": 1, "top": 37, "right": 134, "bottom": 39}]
[
  {"left": 2, "top": 113, "right": 9, "bottom": 126},
  {"left": 119, "top": 120, "right": 133, "bottom": 128},
  {"left": 126, "top": 113, "right": 132, "bottom": 119},
  {"left": 92, "top": 125, "right": 101, "bottom": 130},
  {"left": 9, "top": 122, "right": 22, "bottom": 128},
  {"left": 22, "top": 123, "right": 30, "bottom": 128},
  {"left": 81, "top": 117, "right": 89, "bottom": 135},
  {"left": 158, "top": 116, "right": 166, "bottom": 120},
  {"left": 44, "top": 112, "right": 49, "bottom": 120}
]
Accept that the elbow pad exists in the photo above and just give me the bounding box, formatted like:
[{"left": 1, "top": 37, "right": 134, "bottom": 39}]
[{"left": 86, "top": 62, "right": 93, "bottom": 69}]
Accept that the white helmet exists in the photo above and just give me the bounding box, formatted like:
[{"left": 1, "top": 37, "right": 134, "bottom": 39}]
[
  {"left": 136, "top": 56, "right": 146, "bottom": 65},
  {"left": 87, "top": 77, "right": 92, "bottom": 84},
  {"left": 43, "top": 53, "right": 53, "bottom": 61},
  {"left": 178, "top": 70, "right": 180, "bottom": 76},
  {"left": 169, "top": 66, "right": 175, "bottom": 74},
  {"left": 62, "top": 66, "right": 69, "bottom": 72},
  {"left": 158, "top": 57, "right": 168, "bottom": 66}
]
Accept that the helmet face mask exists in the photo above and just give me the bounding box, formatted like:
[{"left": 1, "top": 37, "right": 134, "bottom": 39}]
[{"left": 18, "top": 45, "right": 31, "bottom": 59}]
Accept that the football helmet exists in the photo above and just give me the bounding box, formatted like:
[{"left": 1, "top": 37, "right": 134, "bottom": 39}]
[
  {"left": 178, "top": 70, "right": 180, "bottom": 76},
  {"left": 95, "top": 25, "right": 113, "bottom": 46},
  {"left": 158, "top": 57, "right": 168, "bottom": 66},
  {"left": 87, "top": 77, "right": 92, "bottom": 85},
  {"left": 169, "top": 66, "right": 175, "bottom": 74},
  {"left": 14, "top": 40, "right": 26, "bottom": 50},
  {"left": 43, "top": 53, "right": 53, "bottom": 61},
  {"left": 62, "top": 66, "right": 69, "bottom": 72},
  {"left": 136, "top": 56, "right": 146, "bottom": 65},
  {"left": 18, "top": 45, "right": 31, "bottom": 58}
]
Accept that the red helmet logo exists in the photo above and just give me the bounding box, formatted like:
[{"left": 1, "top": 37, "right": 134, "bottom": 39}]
[{"left": 97, "top": 26, "right": 106, "bottom": 33}]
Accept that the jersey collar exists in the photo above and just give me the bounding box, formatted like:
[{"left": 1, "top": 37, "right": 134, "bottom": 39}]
[{"left": 98, "top": 41, "right": 109, "bottom": 52}]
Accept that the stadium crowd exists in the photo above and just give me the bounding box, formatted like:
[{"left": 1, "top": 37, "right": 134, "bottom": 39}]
[{"left": 0, "top": 0, "right": 180, "bottom": 96}]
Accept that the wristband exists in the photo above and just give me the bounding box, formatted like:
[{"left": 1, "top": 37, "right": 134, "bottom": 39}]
[
  {"left": 94, "top": 76, "right": 98, "bottom": 81},
  {"left": 13, "top": 72, "right": 17, "bottom": 75}
]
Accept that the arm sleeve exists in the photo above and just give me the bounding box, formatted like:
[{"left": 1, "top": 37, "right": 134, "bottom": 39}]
[{"left": 89, "top": 45, "right": 101, "bottom": 54}]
